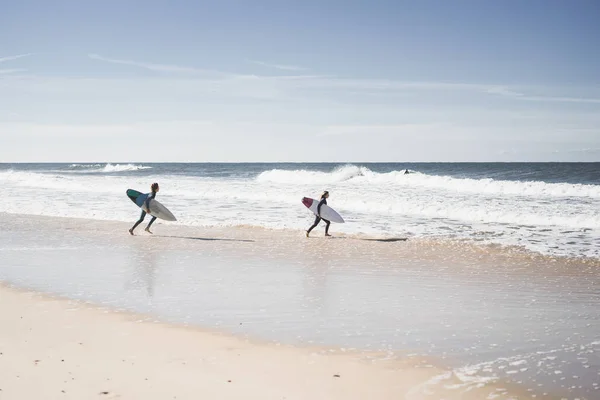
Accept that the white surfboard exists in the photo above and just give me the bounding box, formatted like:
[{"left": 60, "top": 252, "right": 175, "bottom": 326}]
[
  {"left": 302, "top": 197, "right": 345, "bottom": 223},
  {"left": 127, "top": 189, "right": 177, "bottom": 222},
  {"left": 142, "top": 198, "right": 177, "bottom": 221}
]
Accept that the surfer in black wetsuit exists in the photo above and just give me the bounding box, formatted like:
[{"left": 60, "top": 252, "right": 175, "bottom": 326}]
[
  {"left": 306, "top": 191, "right": 331, "bottom": 237},
  {"left": 129, "top": 182, "right": 159, "bottom": 235}
]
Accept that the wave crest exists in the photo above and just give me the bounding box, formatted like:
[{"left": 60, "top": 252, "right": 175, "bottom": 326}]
[
  {"left": 256, "top": 165, "right": 600, "bottom": 198},
  {"left": 257, "top": 165, "right": 368, "bottom": 184},
  {"left": 101, "top": 163, "right": 151, "bottom": 172},
  {"left": 68, "top": 164, "right": 103, "bottom": 169},
  {"left": 68, "top": 163, "right": 152, "bottom": 173}
]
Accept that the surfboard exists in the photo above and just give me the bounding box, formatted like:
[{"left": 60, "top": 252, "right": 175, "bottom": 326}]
[
  {"left": 126, "top": 189, "right": 177, "bottom": 222},
  {"left": 302, "top": 197, "right": 345, "bottom": 223}
]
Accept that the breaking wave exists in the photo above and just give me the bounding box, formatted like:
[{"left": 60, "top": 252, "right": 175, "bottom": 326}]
[
  {"left": 257, "top": 165, "right": 600, "bottom": 198},
  {"left": 68, "top": 163, "right": 152, "bottom": 173}
]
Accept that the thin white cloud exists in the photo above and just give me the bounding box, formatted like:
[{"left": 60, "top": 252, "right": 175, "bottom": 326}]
[
  {"left": 486, "top": 86, "right": 525, "bottom": 97},
  {"left": 276, "top": 77, "right": 600, "bottom": 104},
  {"left": 2, "top": 122, "right": 137, "bottom": 137},
  {"left": 5, "top": 60, "right": 600, "bottom": 108},
  {"left": 0, "top": 69, "right": 25, "bottom": 75},
  {"left": 0, "top": 53, "right": 32, "bottom": 63},
  {"left": 88, "top": 54, "right": 318, "bottom": 82},
  {"left": 551, "top": 147, "right": 600, "bottom": 156},
  {"left": 319, "top": 123, "right": 448, "bottom": 136},
  {"left": 301, "top": 79, "right": 484, "bottom": 92},
  {"left": 486, "top": 85, "right": 600, "bottom": 104},
  {"left": 88, "top": 53, "right": 231, "bottom": 77},
  {"left": 520, "top": 95, "right": 600, "bottom": 104},
  {"left": 307, "top": 80, "right": 600, "bottom": 104},
  {"left": 84, "top": 54, "right": 600, "bottom": 104},
  {"left": 248, "top": 59, "right": 308, "bottom": 71},
  {"left": 0, "top": 109, "right": 23, "bottom": 118}
]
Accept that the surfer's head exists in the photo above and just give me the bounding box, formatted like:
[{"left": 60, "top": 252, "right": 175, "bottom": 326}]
[
  {"left": 322, "top": 191, "right": 329, "bottom": 199},
  {"left": 151, "top": 182, "right": 159, "bottom": 192}
]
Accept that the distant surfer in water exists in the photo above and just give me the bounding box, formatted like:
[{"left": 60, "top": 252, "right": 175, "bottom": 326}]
[
  {"left": 306, "top": 191, "right": 331, "bottom": 237},
  {"left": 129, "top": 182, "right": 159, "bottom": 235}
]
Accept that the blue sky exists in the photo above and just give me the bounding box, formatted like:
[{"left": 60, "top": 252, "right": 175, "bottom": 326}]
[{"left": 1, "top": 0, "right": 599, "bottom": 162}]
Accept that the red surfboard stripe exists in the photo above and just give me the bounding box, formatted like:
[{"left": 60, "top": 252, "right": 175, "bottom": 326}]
[{"left": 301, "top": 197, "right": 313, "bottom": 208}]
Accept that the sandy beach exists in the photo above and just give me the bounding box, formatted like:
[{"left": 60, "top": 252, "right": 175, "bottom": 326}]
[
  {"left": 1, "top": 212, "right": 598, "bottom": 399},
  {"left": 0, "top": 283, "right": 539, "bottom": 400},
  {"left": 0, "top": 284, "right": 431, "bottom": 400}
]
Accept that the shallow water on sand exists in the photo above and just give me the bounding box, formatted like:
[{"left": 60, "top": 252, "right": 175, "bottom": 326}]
[{"left": 1, "top": 213, "right": 599, "bottom": 399}]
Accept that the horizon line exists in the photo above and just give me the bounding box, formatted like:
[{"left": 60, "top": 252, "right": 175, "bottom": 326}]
[{"left": 1, "top": 161, "right": 598, "bottom": 164}]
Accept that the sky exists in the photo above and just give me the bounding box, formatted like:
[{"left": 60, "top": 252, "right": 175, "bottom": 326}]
[{"left": 1, "top": 0, "right": 599, "bottom": 162}]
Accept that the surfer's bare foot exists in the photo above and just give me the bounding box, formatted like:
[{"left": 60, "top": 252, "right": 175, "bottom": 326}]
[
  {"left": 145, "top": 228, "right": 153, "bottom": 234},
  {"left": 306, "top": 231, "right": 309, "bottom": 237},
  {"left": 325, "top": 233, "right": 332, "bottom": 237},
  {"left": 128, "top": 229, "right": 134, "bottom": 235}
]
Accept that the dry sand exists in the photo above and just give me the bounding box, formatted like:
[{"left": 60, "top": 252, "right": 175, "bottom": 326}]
[{"left": 0, "top": 284, "right": 536, "bottom": 400}]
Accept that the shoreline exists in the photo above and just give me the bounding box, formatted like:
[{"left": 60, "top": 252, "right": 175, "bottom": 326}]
[{"left": 2, "top": 211, "right": 599, "bottom": 265}]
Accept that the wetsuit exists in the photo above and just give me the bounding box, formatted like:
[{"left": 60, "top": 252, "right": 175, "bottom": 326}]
[
  {"left": 131, "top": 191, "right": 157, "bottom": 231},
  {"left": 307, "top": 197, "right": 330, "bottom": 235}
]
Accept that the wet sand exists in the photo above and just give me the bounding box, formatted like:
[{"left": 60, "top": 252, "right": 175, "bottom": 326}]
[{"left": 1, "top": 213, "right": 599, "bottom": 399}]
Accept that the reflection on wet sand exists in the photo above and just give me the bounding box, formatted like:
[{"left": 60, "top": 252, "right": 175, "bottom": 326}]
[{"left": 127, "top": 240, "right": 158, "bottom": 299}]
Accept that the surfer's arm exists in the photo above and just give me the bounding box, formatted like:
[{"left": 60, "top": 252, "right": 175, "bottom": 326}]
[
  {"left": 144, "top": 192, "right": 157, "bottom": 211},
  {"left": 317, "top": 199, "right": 326, "bottom": 216}
]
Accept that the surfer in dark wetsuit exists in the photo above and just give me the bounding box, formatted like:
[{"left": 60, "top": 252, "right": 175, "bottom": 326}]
[
  {"left": 306, "top": 191, "right": 331, "bottom": 237},
  {"left": 129, "top": 182, "right": 159, "bottom": 235}
]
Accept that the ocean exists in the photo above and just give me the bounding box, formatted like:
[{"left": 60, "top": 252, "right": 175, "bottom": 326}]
[{"left": 1, "top": 162, "right": 599, "bottom": 259}]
